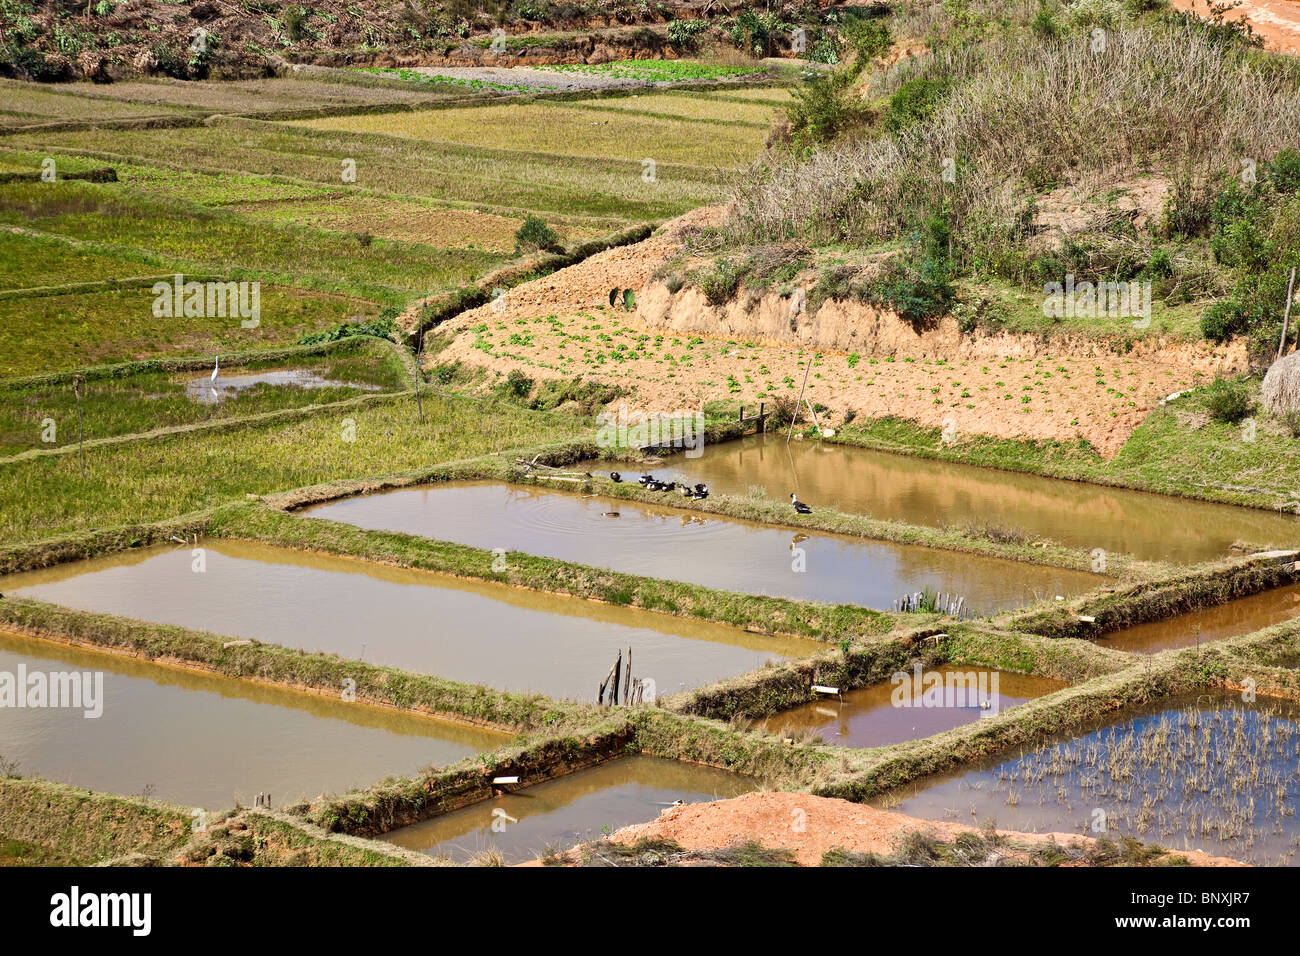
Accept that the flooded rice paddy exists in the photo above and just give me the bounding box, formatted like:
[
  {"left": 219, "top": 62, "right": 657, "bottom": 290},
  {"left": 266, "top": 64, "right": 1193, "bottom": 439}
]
[
  {"left": 1102, "top": 582, "right": 1300, "bottom": 658},
  {"left": 614, "top": 433, "right": 1300, "bottom": 564},
  {"left": 185, "top": 368, "right": 380, "bottom": 404},
  {"left": 758, "top": 665, "right": 1067, "bottom": 747},
  {"left": 303, "top": 482, "right": 1099, "bottom": 613},
  {"left": 0, "top": 628, "right": 505, "bottom": 809},
  {"left": 1098, "top": 583, "right": 1300, "bottom": 654},
  {"left": 0, "top": 540, "right": 818, "bottom": 701},
  {"left": 382, "top": 756, "right": 753, "bottom": 863},
  {"left": 879, "top": 694, "right": 1300, "bottom": 865}
]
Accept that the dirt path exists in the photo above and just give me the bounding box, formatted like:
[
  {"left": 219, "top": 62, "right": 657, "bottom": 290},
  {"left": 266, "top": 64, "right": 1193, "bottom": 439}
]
[
  {"left": 1171, "top": 0, "right": 1300, "bottom": 54},
  {"left": 567, "top": 791, "right": 1246, "bottom": 866}
]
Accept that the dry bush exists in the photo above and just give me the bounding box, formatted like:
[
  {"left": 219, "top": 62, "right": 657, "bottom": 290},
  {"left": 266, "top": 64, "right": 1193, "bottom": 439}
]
[{"left": 724, "top": 24, "right": 1300, "bottom": 263}]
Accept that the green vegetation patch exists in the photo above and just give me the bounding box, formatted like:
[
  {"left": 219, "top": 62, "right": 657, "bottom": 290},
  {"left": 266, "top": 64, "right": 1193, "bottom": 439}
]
[{"left": 0, "top": 392, "right": 582, "bottom": 544}]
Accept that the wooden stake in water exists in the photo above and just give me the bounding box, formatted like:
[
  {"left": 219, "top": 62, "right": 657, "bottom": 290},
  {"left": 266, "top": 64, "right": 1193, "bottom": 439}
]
[
  {"left": 72, "top": 373, "right": 85, "bottom": 479},
  {"left": 623, "top": 646, "right": 632, "bottom": 705}
]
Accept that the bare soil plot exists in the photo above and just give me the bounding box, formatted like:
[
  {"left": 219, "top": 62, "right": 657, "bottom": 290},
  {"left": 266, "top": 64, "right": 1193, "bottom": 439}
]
[{"left": 433, "top": 211, "right": 1208, "bottom": 456}]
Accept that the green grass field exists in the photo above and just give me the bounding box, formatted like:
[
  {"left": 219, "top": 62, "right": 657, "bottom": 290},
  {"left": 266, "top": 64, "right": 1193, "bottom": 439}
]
[
  {"left": 0, "top": 75, "right": 785, "bottom": 547},
  {"left": 0, "top": 280, "right": 379, "bottom": 377},
  {"left": 0, "top": 391, "right": 582, "bottom": 543},
  {"left": 0, "top": 339, "right": 407, "bottom": 456},
  {"left": 293, "top": 101, "right": 766, "bottom": 168}
]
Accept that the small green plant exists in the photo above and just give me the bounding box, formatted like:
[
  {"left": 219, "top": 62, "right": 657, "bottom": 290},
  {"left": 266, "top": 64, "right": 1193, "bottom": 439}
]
[{"left": 1203, "top": 377, "right": 1254, "bottom": 424}]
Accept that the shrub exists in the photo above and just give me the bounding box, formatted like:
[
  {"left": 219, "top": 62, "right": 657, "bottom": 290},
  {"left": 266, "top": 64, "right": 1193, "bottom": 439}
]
[
  {"left": 882, "top": 77, "right": 951, "bottom": 135},
  {"left": 502, "top": 368, "right": 533, "bottom": 398},
  {"left": 843, "top": 19, "right": 891, "bottom": 64},
  {"left": 868, "top": 254, "right": 956, "bottom": 323},
  {"left": 728, "top": 9, "right": 788, "bottom": 57},
  {"left": 1267, "top": 149, "right": 1300, "bottom": 194},
  {"left": 767, "top": 396, "right": 799, "bottom": 428},
  {"left": 786, "top": 67, "right": 870, "bottom": 151},
  {"left": 666, "top": 18, "right": 708, "bottom": 51},
  {"left": 514, "top": 215, "right": 559, "bottom": 254},
  {"left": 1031, "top": 1, "right": 1060, "bottom": 38},
  {"left": 1199, "top": 298, "right": 1241, "bottom": 341},
  {"left": 1203, "top": 377, "right": 1255, "bottom": 423},
  {"left": 151, "top": 42, "right": 189, "bottom": 79},
  {"left": 807, "top": 33, "right": 841, "bottom": 65},
  {"left": 432, "top": 361, "right": 462, "bottom": 384},
  {"left": 298, "top": 313, "right": 398, "bottom": 345},
  {"left": 696, "top": 258, "right": 747, "bottom": 306}
]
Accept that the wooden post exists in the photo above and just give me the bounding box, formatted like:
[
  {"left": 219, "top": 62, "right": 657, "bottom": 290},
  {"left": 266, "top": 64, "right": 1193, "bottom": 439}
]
[
  {"left": 787, "top": 356, "right": 813, "bottom": 443},
  {"left": 1279, "top": 267, "right": 1298, "bottom": 362},
  {"left": 623, "top": 647, "right": 632, "bottom": 705},
  {"left": 599, "top": 651, "right": 620, "bottom": 705},
  {"left": 611, "top": 648, "right": 621, "bottom": 705}
]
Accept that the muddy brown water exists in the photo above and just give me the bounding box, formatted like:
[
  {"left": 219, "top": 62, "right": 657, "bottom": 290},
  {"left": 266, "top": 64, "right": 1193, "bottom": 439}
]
[
  {"left": 1098, "top": 583, "right": 1300, "bottom": 653},
  {"left": 757, "top": 665, "right": 1067, "bottom": 748},
  {"left": 382, "top": 756, "right": 754, "bottom": 863},
  {"left": 0, "top": 541, "right": 818, "bottom": 701},
  {"left": 603, "top": 433, "right": 1300, "bottom": 564},
  {"left": 0, "top": 628, "right": 505, "bottom": 809},
  {"left": 303, "top": 482, "right": 1099, "bottom": 613},
  {"left": 876, "top": 693, "right": 1300, "bottom": 866}
]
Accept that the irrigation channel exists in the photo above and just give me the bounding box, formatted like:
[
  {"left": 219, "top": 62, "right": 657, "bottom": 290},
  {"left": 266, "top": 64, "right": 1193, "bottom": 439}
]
[
  {"left": 603, "top": 433, "right": 1300, "bottom": 563},
  {"left": 382, "top": 756, "right": 754, "bottom": 864},
  {"left": 0, "top": 629, "right": 506, "bottom": 809},
  {"left": 758, "top": 665, "right": 1067, "bottom": 747},
  {"left": 1096, "top": 582, "right": 1300, "bottom": 653},
  {"left": 878, "top": 693, "right": 1300, "bottom": 866},
  {"left": 0, "top": 541, "right": 819, "bottom": 701},
  {"left": 302, "top": 482, "right": 1099, "bottom": 612}
]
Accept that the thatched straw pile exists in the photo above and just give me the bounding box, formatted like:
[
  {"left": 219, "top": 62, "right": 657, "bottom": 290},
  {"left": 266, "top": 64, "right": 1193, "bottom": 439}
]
[{"left": 1262, "top": 352, "right": 1300, "bottom": 416}]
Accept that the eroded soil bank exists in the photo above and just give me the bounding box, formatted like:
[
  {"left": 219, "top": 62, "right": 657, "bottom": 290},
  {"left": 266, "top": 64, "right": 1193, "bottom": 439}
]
[{"left": 432, "top": 209, "right": 1240, "bottom": 457}]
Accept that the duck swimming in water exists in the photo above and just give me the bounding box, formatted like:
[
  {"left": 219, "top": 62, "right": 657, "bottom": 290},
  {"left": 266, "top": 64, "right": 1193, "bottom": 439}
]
[{"left": 791, "top": 493, "right": 812, "bottom": 515}]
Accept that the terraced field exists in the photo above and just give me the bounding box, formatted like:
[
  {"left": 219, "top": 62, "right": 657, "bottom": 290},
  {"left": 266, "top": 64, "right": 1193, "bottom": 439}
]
[{"left": 2, "top": 33, "right": 1297, "bottom": 892}]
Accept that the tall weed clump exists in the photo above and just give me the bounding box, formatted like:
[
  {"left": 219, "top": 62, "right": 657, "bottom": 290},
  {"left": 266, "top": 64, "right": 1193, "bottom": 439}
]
[{"left": 729, "top": 20, "right": 1300, "bottom": 279}]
